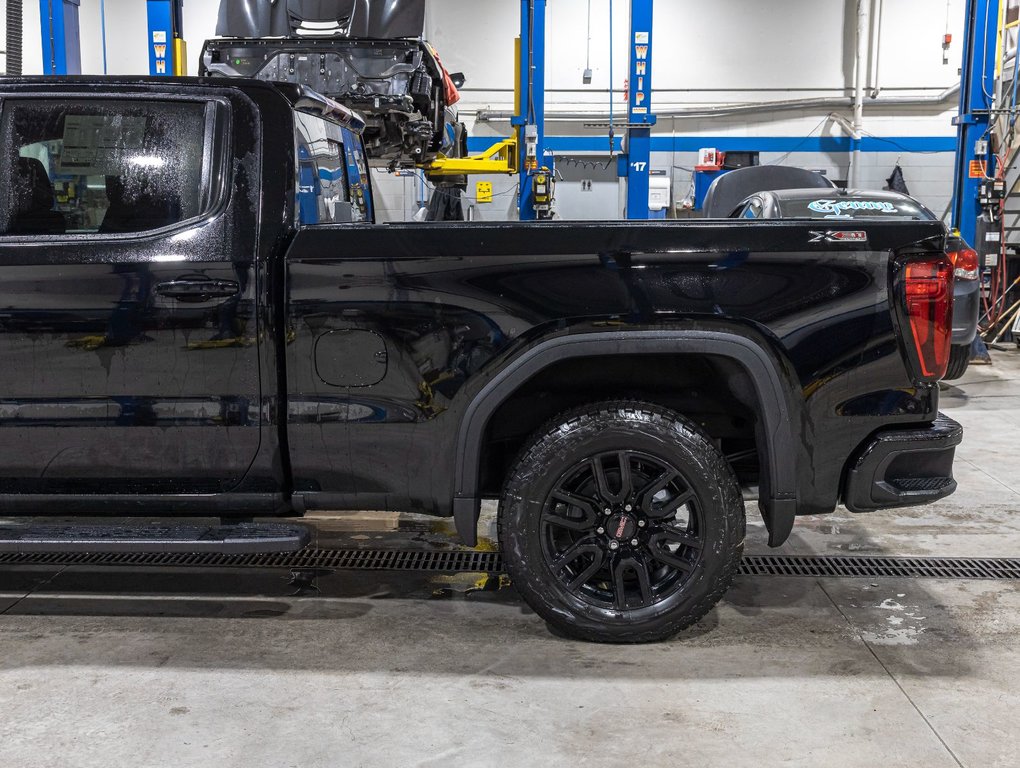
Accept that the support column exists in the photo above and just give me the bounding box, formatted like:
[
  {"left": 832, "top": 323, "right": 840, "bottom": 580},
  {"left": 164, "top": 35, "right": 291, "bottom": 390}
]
[
  {"left": 39, "top": 0, "right": 81, "bottom": 75},
  {"left": 951, "top": 0, "right": 999, "bottom": 246},
  {"left": 625, "top": 0, "right": 656, "bottom": 220},
  {"left": 146, "top": 0, "right": 186, "bottom": 77},
  {"left": 515, "top": 0, "right": 547, "bottom": 221}
]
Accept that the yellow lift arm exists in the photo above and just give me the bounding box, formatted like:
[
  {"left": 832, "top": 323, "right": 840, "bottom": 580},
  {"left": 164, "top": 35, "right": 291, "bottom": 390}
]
[
  {"left": 420, "top": 134, "right": 519, "bottom": 178},
  {"left": 418, "top": 34, "right": 524, "bottom": 180}
]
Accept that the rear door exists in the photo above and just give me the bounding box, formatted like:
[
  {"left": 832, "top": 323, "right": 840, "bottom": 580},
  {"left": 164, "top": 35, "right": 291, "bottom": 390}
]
[{"left": 0, "top": 89, "right": 264, "bottom": 502}]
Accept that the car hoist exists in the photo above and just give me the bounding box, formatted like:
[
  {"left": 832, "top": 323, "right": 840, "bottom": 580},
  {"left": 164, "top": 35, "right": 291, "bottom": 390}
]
[
  {"left": 420, "top": 135, "right": 519, "bottom": 178},
  {"left": 418, "top": 5, "right": 555, "bottom": 219}
]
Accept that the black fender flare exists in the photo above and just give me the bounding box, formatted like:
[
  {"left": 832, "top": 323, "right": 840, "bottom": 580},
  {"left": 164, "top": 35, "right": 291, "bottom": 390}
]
[{"left": 452, "top": 329, "right": 800, "bottom": 548}]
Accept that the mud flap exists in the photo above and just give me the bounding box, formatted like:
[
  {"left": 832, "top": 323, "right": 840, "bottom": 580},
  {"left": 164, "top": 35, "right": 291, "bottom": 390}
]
[
  {"left": 453, "top": 496, "right": 480, "bottom": 547},
  {"left": 761, "top": 498, "right": 797, "bottom": 548}
]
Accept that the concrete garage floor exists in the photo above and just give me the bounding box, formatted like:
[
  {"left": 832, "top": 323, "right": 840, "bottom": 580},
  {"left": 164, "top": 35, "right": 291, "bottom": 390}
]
[{"left": 1, "top": 352, "right": 1019, "bottom": 768}]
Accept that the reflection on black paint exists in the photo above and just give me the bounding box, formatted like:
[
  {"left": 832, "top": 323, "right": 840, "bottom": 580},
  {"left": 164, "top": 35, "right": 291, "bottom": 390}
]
[
  {"left": 0, "top": 85, "right": 268, "bottom": 497},
  {"left": 285, "top": 221, "right": 943, "bottom": 514}
]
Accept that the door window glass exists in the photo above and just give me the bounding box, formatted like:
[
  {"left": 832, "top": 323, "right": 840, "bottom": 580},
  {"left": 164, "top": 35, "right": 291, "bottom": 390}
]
[{"left": 0, "top": 99, "right": 210, "bottom": 236}]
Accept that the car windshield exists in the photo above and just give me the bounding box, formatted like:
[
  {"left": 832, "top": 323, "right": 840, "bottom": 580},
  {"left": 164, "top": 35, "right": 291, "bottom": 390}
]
[{"left": 779, "top": 196, "right": 934, "bottom": 220}]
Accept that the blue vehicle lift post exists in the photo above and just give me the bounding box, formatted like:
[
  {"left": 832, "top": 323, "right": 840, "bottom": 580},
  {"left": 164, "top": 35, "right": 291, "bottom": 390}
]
[
  {"left": 515, "top": 0, "right": 548, "bottom": 221},
  {"left": 146, "top": 0, "right": 186, "bottom": 77},
  {"left": 623, "top": 0, "right": 656, "bottom": 219},
  {"left": 951, "top": 0, "right": 1000, "bottom": 247},
  {"left": 38, "top": 0, "right": 81, "bottom": 75}
]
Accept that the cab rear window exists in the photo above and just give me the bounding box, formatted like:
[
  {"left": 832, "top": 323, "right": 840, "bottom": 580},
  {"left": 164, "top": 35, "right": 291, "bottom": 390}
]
[
  {"left": 0, "top": 98, "right": 213, "bottom": 236},
  {"left": 294, "top": 112, "right": 372, "bottom": 225},
  {"left": 780, "top": 197, "right": 934, "bottom": 221}
]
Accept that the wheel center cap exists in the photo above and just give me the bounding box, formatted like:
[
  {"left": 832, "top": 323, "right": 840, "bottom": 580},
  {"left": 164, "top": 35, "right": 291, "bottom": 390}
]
[{"left": 607, "top": 513, "right": 637, "bottom": 541}]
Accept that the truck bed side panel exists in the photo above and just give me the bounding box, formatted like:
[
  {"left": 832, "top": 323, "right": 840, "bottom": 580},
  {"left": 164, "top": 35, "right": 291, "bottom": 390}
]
[{"left": 283, "top": 220, "right": 945, "bottom": 517}]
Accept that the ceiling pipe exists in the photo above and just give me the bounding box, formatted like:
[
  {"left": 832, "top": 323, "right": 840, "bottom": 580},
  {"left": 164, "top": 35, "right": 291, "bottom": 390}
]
[
  {"left": 473, "top": 84, "right": 961, "bottom": 123},
  {"left": 100, "top": 0, "right": 108, "bottom": 74},
  {"left": 866, "top": 83, "right": 960, "bottom": 104},
  {"left": 868, "top": 0, "right": 884, "bottom": 99}
]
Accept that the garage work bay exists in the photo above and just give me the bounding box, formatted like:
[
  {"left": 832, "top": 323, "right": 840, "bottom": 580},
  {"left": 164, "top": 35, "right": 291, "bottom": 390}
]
[{"left": 1, "top": 1, "right": 1018, "bottom": 766}]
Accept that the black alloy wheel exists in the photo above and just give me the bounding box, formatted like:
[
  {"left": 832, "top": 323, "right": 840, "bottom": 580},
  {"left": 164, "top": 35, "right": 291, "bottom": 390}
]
[
  {"left": 499, "top": 401, "right": 745, "bottom": 644},
  {"left": 541, "top": 450, "right": 704, "bottom": 612}
]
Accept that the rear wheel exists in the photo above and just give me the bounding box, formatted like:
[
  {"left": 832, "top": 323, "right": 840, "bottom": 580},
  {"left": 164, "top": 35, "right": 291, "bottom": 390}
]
[
  {"left": 498, "top": 401, "right": 745, "bottom": 643},
  {"left": 944, "top": 344, "right": 971, "bottom": 381}
]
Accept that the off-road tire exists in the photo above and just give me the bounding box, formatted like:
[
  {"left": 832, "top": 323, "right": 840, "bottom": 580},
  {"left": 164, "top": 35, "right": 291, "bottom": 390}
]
[
  {"left": 944, "top": 344, "right": 971, "bottom": 381},
  {"left": 498, "top": 400, "right": 745, "bottom": 643}
]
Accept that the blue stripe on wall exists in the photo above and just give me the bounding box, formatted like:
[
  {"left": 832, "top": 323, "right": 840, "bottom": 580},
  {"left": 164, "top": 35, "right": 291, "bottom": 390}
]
[{"left": 465, "top": 136, "right": 956, "bottom": 154}]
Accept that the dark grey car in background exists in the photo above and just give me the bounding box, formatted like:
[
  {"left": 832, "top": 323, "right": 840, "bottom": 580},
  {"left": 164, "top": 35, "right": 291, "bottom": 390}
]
[{"left": 730, "top": 188, "right": 980, "bottom": 380}]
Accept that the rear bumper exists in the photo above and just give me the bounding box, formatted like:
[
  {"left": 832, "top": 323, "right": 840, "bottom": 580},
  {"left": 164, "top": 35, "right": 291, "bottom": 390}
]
[
  {"left": 843, "top": 414, "right": 963, "bottom": 513},
  {"left": 952, "top": 279, "right": 980, "bottom": 345}
]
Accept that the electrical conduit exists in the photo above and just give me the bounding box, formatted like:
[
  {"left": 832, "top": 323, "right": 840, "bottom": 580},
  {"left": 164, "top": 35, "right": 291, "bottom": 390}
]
[{"left": 851, "top": 0, "right": 871, "bottom": 189}]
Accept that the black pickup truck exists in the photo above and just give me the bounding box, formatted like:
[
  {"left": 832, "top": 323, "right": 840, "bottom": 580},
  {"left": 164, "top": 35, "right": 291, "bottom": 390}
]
[{"left": 0, "top": 78, "right": 962, "bottom": 642}]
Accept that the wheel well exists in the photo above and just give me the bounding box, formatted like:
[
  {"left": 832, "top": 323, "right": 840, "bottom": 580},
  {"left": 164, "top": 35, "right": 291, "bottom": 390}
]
[{"left": 478, "top": 354, "right": 762, "bottom": 496}]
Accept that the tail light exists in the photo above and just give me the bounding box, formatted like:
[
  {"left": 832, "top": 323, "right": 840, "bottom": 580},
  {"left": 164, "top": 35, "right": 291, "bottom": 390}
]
[
  {"left": 949, "top": 247, "right": 979, "bottom": 281},
  {"left": 904, "top": 258, "right": 954, "bottom": 380}
]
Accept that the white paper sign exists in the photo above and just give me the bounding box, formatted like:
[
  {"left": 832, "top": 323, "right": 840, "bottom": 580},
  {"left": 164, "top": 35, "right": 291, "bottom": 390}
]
[{"left": 57, "top": 115, "right": 147, "bottom": 175}]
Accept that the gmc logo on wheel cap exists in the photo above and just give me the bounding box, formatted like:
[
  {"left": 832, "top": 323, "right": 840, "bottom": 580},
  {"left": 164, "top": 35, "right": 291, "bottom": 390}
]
[{"left": 809, "top": 230, "right": 869, "bottom": 244}]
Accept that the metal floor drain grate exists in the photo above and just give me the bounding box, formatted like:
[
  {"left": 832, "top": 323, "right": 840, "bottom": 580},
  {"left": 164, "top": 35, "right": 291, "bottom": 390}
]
[
  {"left": 740, "top": 555, "right": 1020, "bottom": 579},
  {"left": 1, "top": 549, "right": 1019, "bottom": 580},
  {"left": 0, "top": 548, "right": 504, "bottom": 572}
]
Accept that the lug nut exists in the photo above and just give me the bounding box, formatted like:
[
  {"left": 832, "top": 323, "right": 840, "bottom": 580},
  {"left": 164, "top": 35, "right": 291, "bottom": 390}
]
[
  {"left": 631, "top": 538, "right": 639, "bottom": 546},
  {"left": 597, "top": 527, "right": 605, "bottom": 534},
  {"left": 638, "top": 520, "right": 646, "bottom": 528},
  {"left": 625, "top": 504, "right": 633, "bottom": 512},
  {"left": 608, "top": 540, "right": 620, "bottom": 551},
  {"left": 604, "top": 508, "right": 612, "bottom": 515}
]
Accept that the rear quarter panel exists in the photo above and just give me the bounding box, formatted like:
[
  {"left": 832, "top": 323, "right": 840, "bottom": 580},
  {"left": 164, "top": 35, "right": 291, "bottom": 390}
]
[{"left": 283, "top": 219, "right": 946, "bottom": 516}]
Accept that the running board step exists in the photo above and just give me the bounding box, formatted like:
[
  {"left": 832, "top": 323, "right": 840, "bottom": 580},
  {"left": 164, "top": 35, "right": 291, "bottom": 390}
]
[{"left": 0, "top": 523, "right": 311, "bottom": 554}]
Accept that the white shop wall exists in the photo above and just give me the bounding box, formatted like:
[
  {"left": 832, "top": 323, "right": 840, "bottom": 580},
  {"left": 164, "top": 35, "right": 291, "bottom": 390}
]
[
  {"left": 18, "top": 1, "right": 968, "bottom": 103},
  {"left": 78, "top": 0, "right": 106, "bottom": 74},
  {"left": 18, "top": 1, "right": 965, "bottom": 219},
  {"left": 84, "top": 0, "right": 149, "bottom": 75},
  {"left": 426, "top": 1, "right": 964, "bottom": 114},
  {"left": 422, "top": 0, "right": 964, "bottom": 220},
  {"left": 19, "top": 0, "right": 209, "bottom": 76},
  {"left": 20, "top": 0, "right": 41, "bottom": 73}
]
